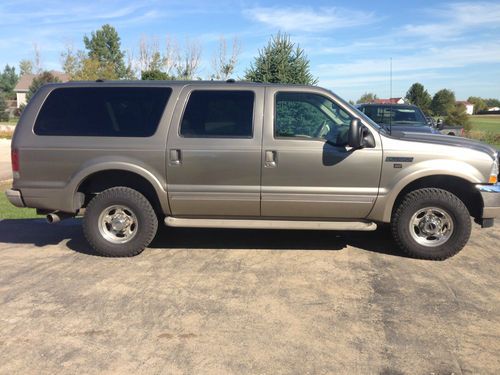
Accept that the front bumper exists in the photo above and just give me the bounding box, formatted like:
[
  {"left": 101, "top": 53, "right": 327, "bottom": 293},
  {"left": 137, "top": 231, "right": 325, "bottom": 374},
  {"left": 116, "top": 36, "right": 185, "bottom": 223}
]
[
  {"left": 5, "top": 189, "right": 25, "bottom": 208},
  {"left": 477, "top": 183, "right": 500, "bottom": 219}
]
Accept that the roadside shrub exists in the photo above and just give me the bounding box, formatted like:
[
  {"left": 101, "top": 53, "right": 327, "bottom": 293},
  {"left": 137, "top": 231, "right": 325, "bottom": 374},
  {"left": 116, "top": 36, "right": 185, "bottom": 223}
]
[
  {"left": 445, "top": 103, "right": 472, "bottom": 131},
  {"left": 465, "top": 130, "right": 500, "bottom": 145}
]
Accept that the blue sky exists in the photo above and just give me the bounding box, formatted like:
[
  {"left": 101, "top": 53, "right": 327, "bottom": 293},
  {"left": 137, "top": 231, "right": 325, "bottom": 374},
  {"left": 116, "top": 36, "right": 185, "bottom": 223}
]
[{"left": 0, "top": 0, "right": 499, "bottom": 101}]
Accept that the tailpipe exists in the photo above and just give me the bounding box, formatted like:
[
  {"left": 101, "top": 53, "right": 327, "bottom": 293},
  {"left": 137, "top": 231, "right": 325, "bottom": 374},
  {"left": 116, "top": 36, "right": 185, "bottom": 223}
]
[{"left": 46, "top": 212, "right": 74, "bottom": 224}]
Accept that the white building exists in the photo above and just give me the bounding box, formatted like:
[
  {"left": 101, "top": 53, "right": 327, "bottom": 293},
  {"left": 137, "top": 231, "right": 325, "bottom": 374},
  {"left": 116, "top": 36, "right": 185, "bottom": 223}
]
[{"left": 456, "top": 101, "right": 474, "bottom": 115}]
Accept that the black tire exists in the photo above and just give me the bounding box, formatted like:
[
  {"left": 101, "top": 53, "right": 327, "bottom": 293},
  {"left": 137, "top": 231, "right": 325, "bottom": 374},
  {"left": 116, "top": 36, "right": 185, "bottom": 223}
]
[
  {"left": 83, "top": 187, "right": 158, "bottom": 257},
  {"left": 391, "top": 188, "right": 471, "bottom": 260}
]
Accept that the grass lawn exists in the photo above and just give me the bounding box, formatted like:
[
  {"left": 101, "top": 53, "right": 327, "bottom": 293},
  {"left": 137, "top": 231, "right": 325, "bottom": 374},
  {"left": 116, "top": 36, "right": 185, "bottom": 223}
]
[
  {"left": 0, "top": 117, "right": 18, "bottom": 126},
  {"left": 0, "top": 181, "right": 38, "bottom": 219},
  {"left": 468, "top": 115, "right": 500, "bottom": 149},
  {"left": 470, "top": 115, "right": 500, "bottom": 133}
]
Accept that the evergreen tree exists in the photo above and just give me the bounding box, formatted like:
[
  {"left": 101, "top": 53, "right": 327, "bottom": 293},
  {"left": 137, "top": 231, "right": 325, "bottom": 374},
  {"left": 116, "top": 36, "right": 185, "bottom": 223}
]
[
  {"left": 83, "top": 24, "right": 128, "bottom": 79},
  {"left": 26, "top": 71, "right": 61, "bottom": 102},
  {"left": 0, "top": 92, "right": 8, "bottom": 121},
  {"left": 431, "top": 89, "right": 456, "bottom": 116},
  {"left": 141, "top": 69, "right": 173, "bottom": 80},
  {"left": 405, "top": 83, "right": 431, "bottom": 114},
  {"left": 0, "top": 65, "right": 19, "bottom": 99},
  {"left": 445, "top": 103, "right": 471, "bottom": 131},
  {"left": 245, "top": 32, "right": 317, "bottom": 85}
]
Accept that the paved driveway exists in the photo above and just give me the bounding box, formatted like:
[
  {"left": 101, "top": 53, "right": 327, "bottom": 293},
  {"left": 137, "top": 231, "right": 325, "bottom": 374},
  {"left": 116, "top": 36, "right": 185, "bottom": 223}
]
[{"left": 0, "top": 218, "right": 499, "bottom": 374}]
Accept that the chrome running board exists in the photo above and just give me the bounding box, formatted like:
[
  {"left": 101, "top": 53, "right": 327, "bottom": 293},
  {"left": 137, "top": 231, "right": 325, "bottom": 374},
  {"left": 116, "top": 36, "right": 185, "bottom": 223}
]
[{"left": 164, "top": 217, "right": 377, "bottom": 231}]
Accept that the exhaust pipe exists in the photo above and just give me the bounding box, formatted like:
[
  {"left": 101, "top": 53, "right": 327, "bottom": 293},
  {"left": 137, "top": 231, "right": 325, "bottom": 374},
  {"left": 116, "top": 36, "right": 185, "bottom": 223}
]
[{"left": 46, "top": 212, "right": 74, "bottom": 224}]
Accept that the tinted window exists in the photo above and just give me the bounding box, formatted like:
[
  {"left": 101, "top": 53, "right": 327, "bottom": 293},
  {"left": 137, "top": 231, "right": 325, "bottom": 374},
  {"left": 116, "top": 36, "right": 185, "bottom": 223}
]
[
  {"left": 34, "top": 87, "right": 171, "bottom": 137},
  {"left": 361, "top": 106, "right": 426, "bottom": 125},
  {"left": 275, "top": 92, "right": 352, "bottom": 145},
  {"left": 180, "top": 90, "right": 254, "bottom": 138}
]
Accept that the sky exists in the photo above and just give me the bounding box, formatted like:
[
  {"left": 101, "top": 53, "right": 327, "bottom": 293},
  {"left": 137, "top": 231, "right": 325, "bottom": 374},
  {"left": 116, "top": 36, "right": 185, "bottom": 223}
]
[{"left": 0, "top": 0, "right": 499, "bottom": 101}]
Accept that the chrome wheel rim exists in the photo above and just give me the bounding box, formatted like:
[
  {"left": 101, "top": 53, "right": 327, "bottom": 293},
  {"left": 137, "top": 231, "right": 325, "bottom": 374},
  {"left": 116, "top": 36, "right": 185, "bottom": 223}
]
[
  {"left": 409, "top": 207, "right": 454, "bottom": 247},
  {"left": 98, "top": 205, "right": 138, "bottom": 244}
]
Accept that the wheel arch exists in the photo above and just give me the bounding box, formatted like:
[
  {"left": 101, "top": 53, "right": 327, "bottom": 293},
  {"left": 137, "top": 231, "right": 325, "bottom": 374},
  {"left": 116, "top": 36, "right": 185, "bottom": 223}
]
[
  {"left": 71, "top": 163, "right": 170, "bottom": 215},
  {"left": 390, "top": 175, "right": 483, "bottom": 221}
]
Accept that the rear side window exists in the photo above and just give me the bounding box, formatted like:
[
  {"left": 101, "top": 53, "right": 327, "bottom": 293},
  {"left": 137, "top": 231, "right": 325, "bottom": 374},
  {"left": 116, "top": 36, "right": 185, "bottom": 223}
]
[
  {"left": 180, "top": 90, "right": 254, "bottom": 138},
  {"left": 34, "top": 87, "right": 171, "bottom": 137}
]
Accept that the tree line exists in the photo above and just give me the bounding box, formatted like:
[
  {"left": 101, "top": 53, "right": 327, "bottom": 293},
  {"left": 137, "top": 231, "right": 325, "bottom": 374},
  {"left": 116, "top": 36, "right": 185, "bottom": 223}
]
[{"left": 0, "top": 26, "right": 316, "bottom": 118}]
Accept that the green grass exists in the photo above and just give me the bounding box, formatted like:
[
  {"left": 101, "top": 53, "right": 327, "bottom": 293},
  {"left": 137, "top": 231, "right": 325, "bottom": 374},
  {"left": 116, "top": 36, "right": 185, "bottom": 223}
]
[
  {"left": 470, "top": 115, "right": 500, "bottom": 133},
  {"left": 0, "top": 117, "right": 18, "bottom": 126},
  {"left": 0, "top": 182, "right": 38, "bottom": 219}
]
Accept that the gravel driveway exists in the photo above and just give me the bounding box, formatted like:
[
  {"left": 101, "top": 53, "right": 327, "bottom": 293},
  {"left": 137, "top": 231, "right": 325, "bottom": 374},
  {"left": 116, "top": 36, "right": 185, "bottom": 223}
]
[{"left": 0, "top": 218, "right": 498, "bottom": 374}]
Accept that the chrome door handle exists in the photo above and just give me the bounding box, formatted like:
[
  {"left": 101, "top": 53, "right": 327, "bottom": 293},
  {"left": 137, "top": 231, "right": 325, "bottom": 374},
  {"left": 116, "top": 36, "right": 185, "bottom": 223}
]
[
  {"left": 169, "top": 149, "right": 182, "bottom": 165},
  {"left": 265, "top": 150, "right": 277, "bottom": 168}
]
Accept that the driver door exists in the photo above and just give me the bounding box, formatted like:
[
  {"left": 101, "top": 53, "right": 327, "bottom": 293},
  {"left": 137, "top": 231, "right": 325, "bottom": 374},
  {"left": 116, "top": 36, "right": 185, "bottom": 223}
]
[{"left": 261, "top": 88, "right": 382, "bottom": 219}]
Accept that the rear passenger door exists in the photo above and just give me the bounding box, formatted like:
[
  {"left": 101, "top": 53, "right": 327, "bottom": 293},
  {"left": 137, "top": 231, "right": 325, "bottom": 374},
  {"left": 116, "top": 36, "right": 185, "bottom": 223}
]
[{"left": 166, "top": 85, "right": 264, "bottom": 217}]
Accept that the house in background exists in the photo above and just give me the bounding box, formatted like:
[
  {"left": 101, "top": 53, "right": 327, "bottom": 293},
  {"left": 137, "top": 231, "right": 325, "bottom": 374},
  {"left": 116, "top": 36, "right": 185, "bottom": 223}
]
[
  {"left": 14, "top": 71, "right": 69, "bottom": 108},
  {"left": 371, "top": 97, "right": 406, "bottom": 104},
  {"left": 456, "top": 101, "right": 474, "bottom": 115}
]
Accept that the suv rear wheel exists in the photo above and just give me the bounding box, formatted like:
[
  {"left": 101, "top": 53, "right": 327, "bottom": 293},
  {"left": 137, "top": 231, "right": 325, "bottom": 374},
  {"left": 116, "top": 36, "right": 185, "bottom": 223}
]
[
  {"left": 391, "top": 188, "right": 471, "bottom": 260},
  {"left": 83, "top": 187, "right": 158, "bottom": 257}
]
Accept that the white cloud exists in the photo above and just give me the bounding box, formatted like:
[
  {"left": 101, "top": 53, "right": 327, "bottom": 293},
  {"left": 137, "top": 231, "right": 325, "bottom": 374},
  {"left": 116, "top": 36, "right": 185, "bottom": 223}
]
[
  {"left": 244, "top": 6, "right": 375, "bottom": 32},
  {"left": 403, "top": 1, "right": 500, "bottom": 39},
  {"left": 317, "top": 42, "right": 500, "bottom": 77}
]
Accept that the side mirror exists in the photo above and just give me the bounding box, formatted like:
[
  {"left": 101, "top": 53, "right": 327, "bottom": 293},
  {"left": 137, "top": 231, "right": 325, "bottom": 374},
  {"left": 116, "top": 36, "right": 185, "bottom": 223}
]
[
  {"left": 348, "top": 118, "right": 362, "bottom": 148},
  {"left": 348, "top": 118, "right": 375, "bottom": 149}
]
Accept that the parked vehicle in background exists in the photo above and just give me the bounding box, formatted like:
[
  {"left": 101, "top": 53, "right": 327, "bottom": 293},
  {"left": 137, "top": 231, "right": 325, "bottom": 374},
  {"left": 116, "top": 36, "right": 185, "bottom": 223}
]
[
  {"left": 5, "top": 81, "right": 500, "bottom": 260},
  {"left": 436, "top": 118, "right": 464, "bottom": 136},
  {"left": 357, "top": 103, "right": 440, "bottom": 135}
]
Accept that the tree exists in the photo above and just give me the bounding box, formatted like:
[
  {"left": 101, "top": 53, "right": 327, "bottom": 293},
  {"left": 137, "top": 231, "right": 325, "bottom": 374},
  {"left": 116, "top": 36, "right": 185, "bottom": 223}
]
[
  {"left": 485, "top": 98, "right": 500, "bottom": 108},
  {"left": 61, "top": 44, "right": 83, "bottom": 79},
  {"left": 211, "top": 36, "right": 240, "bottom": 80},
  {"left": 431, "top": 89, "right": 455, "bottom": 116},
  {"left": 245, "top": 32, "right": 317, "bottom": 85},
  {"left": 33, "top": 43, "right": 42, "bottom": 73},
  {"left": 356, "top": 92, "right": 378, "bottom": 104},
  {"left": 405, "top": 83, "right": 431, "bottom": 114},
  {"left": 73, "top": 58, "right": 117, "bottom": 80},
  {"left": 83, "top": 24, "right": 128, "bottom": 78},
  {"left": 19, "top": 60, "right": 33, "bottom": 76},
  {"left": 138, "top": 36, "right": 177, "bottom": 80},
  {"left": 175, "top": 38, "right": 202, "bottom": 80},
  {"left": 445, "top": 103, "right": 471, "bottom": 131},
  {"left": 467, "top": 96, "right": 487, "bottom": 114},
  {"left": 0, "top": 65, "right": 19, "bottom": 99},
  {"left": 0, "top": 92, "right": 9, "bottom": 121},
  {"left": 141, "top": 69, "right": 173, "bottom": 80},
  {"left": 26, "top": 71, "right": 61, "bottom": 102}
]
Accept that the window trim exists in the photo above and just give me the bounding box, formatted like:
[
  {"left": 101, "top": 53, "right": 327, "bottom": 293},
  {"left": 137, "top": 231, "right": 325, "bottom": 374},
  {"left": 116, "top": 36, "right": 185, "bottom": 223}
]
[
  {"left": 178, "top": 89, "right": 256, "bottom": 139},
  {"left": 33, "top": 86, "right": 172, "bottom": 138},
  {"left": 273, "top": 91, "right": 352, "bottom": 142}
]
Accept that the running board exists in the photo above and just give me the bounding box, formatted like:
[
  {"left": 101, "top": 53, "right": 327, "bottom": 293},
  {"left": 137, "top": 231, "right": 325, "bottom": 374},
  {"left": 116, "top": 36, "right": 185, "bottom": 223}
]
[{"left": 164, "top": 217, "right": 377, "bottom": 231}]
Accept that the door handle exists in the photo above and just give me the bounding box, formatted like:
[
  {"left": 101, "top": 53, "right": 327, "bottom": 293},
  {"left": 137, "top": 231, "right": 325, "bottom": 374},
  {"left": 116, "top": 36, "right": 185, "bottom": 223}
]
[
  {"left": 265, "top": 150, "right": 277, "bottom": 168},
  {"left": 169, "top": 149, "right": 182, "bottom": 165}
]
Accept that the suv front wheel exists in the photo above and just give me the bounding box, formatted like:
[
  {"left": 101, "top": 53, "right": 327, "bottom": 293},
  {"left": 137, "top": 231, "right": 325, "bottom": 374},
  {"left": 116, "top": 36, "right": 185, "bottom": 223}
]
[
  {"left": 83, "top": 187, "right": 158, "bottom": 257},
  {"left": 391, "top": 188, "right": 471, "bottom": 260}
]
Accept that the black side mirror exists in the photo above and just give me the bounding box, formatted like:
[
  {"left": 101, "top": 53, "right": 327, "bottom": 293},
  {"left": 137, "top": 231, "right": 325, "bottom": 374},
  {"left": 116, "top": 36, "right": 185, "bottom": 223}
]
[
  {"left": 348, "top": 118, "right": 375, "bottom": 149},
  {"left": 348, "top": 118, "right": 362, "bottom": 148}
]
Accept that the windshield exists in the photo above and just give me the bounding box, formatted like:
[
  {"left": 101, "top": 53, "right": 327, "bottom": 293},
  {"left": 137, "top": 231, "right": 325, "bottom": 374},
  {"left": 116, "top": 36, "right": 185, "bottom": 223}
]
[{"left": 361, "top": 106, "right": 427, "bottom": 126}]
